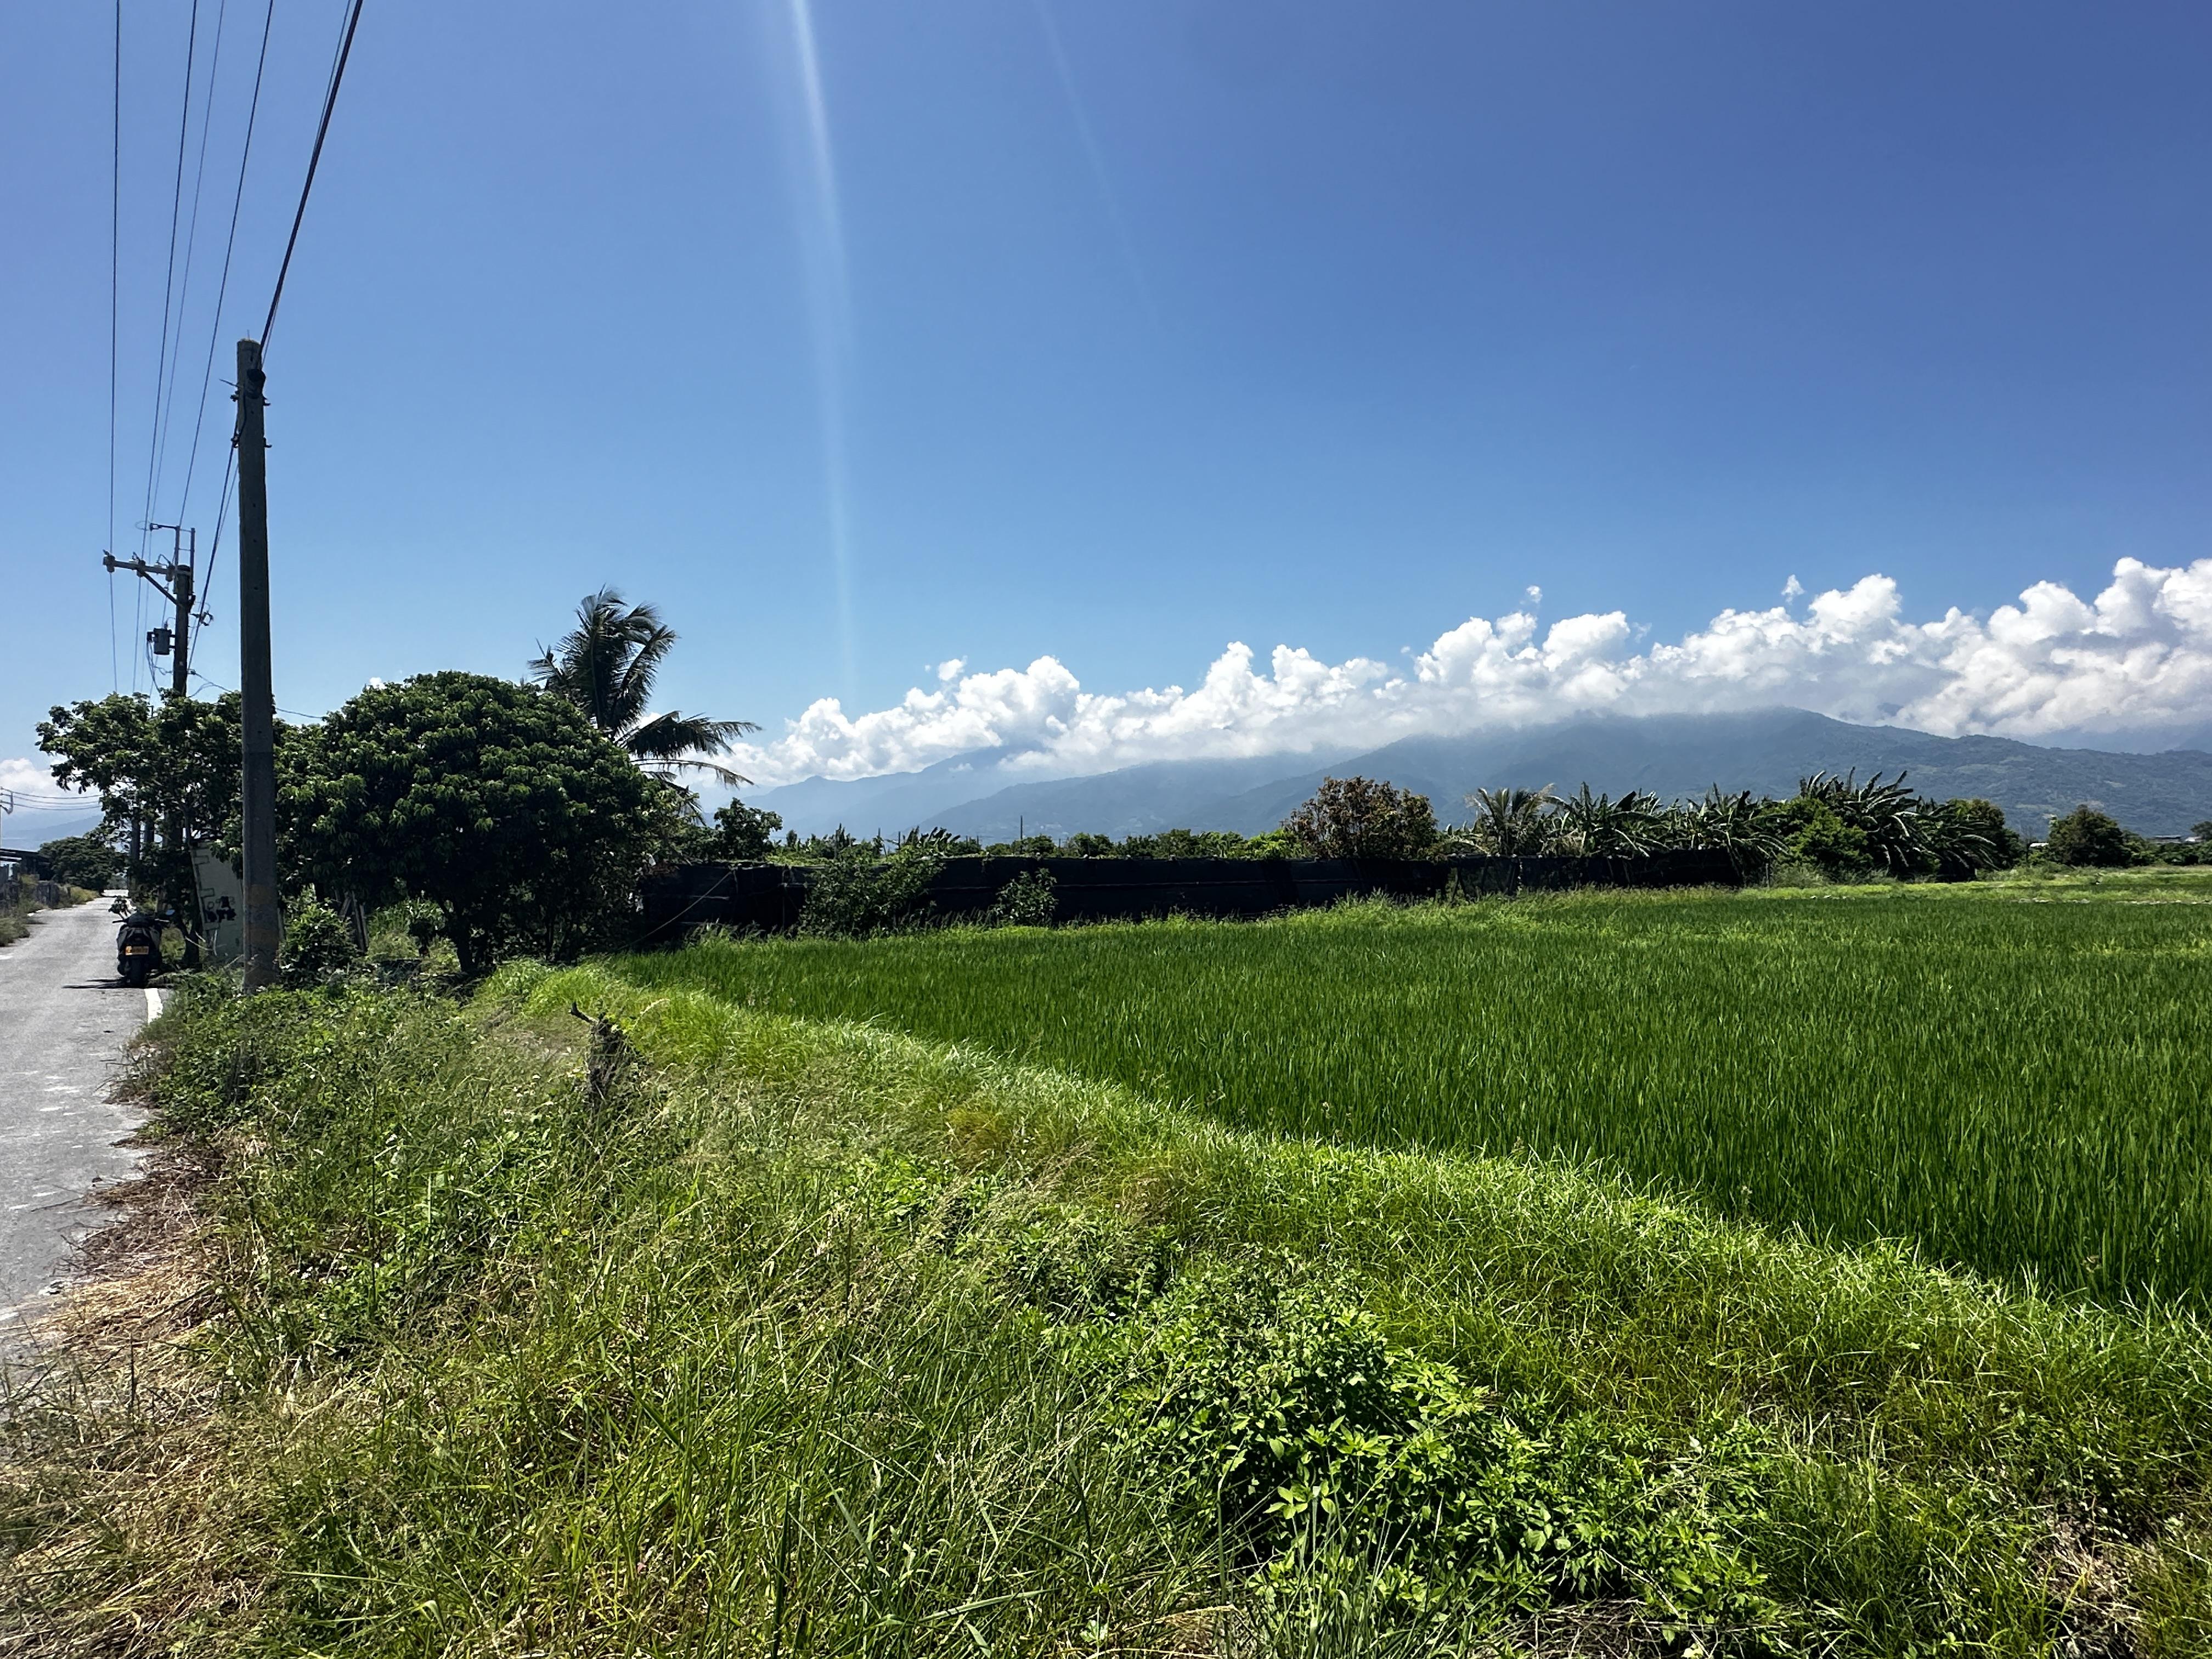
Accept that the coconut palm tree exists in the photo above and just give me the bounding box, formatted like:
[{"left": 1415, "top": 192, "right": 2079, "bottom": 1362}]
[
  {"left": 528, "top": 589, "right": 758, "bottom": 785},
  {"left": 1452, "top": 785, "right": 1559, "bottom": 856}
]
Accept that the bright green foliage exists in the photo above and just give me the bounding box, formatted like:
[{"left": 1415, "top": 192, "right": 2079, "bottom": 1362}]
[
  {"left": 1774, "top": 797, "right": 1872, "bottom": 877},
  {"left": 614, "top": 878, "right": 2212, "bottom": 1305},
  {"left": 36, "top": 832, "right": 121, "bottom": 892},
  {"left": 1124, "top": 1269, "right": 1769, "bottom": 1627},
  {"left": 1797, "top": 771, "right": 1926, "bottom": 874},
  {"left": 1547, "top": 785, "right": 1664, "bottom": 856},
  {"left": 708, "top": 797, "right": 783, "bottom": 860},
  {"left": 985, "top": 867, "right": 1057, "bottom": 927},
  {"left": 281, "top": 672, "right": 660, "bottom": 974},
  {"left": 1927, "top": 795, "right": 2023, "bottom": 872},
  {"left": 795, "top": 840, "right": 947, "bottom": 936},
  {"left": 1451, "top": 785, "right": 1559, "bottom": 856},
  {"left": 2046, "top": 804, "right": 2139, "bottom": 867},
  {"left": 36, "top": 690, "right": 275, "bottom": 915},
  {"left": 278, "top": 896, "right": 360, "bottom": 988}
]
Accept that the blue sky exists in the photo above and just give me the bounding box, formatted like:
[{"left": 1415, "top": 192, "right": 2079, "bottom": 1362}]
[{"left": 7, "top": 2, "right": 2212, "bottom": 815}]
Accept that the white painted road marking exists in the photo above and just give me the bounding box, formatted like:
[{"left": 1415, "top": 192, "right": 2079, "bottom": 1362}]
[{"left": 144, "top": 987, "right": 162, "bottom": 1020}]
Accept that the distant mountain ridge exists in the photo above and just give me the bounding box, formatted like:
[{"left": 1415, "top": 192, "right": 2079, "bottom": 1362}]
[{"left": 754, "top": 710, "right": 2212, "bottom": 841}]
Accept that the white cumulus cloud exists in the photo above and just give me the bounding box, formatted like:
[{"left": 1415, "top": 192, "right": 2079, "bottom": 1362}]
[
  {"left": 1, "top": 757, "right": 48, "bottom": 794},
  {"left": 724, "top": 558, "right": 2212, "bottom": 785}
]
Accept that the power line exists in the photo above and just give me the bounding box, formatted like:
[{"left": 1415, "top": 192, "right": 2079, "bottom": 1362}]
[
  {"left": 108, "top": 0, "right": 120, "bottom": 695},
  {"left": 262, "top": 0, "right": 364, "bottom": 352},
  {"left": 139, "top": 0, "right": 203, "bottom": 563},
  {"left": 179, "top": 0, "right": 274, "bottom": 529},
  {"left": 150, "top": 0, "right": 229, "bottom": 526},
  {"left": 199, "top": 448, "right": 236, "bottom": 635}
]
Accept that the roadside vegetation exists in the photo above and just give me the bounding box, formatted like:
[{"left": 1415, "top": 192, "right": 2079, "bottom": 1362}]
[
  {"left": 0, "top": 868, "right": 96, "bottom": 946},
  {"left": 8, "top": 961, "right": 2212, "bottom": 1652},
  {"left": 0, "top": 876, "right": 40, "bottom": 945}
]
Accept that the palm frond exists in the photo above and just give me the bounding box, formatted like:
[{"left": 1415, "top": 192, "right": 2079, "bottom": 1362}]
[
  {"left": 532, "top": 588, "right": 758, "bottom": 785},
  {"left": 623, "top": 709, "right": 758, "bottom": 759}
]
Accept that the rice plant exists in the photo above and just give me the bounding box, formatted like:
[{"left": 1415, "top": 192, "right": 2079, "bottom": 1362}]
[{"left": 610, "top": 875, "right": 2212, "bottom": 1306}]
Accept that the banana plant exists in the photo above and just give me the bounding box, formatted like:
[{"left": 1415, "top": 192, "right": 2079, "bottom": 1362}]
[{"left": 1549, "top": 784, "right": 1664, "bottom": 857}]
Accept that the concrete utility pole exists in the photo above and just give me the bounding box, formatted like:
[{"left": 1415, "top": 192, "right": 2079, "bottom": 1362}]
[
  {"left": 234, "top": 338, "right": 279, "bottom": 990},
  {"left": 104, "top": 527, "right": 204, "bottom": 962}
]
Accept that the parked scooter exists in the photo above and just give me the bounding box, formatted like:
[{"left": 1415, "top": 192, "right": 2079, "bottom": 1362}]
[{"left": 115, "top": 911, "right": 166, "bottom": 987}]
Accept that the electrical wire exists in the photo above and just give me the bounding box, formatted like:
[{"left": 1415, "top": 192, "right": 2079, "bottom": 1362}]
[
  {"left": 179, "top": 0, "right": 272, "bottom": 528},
  {"left": 189, "top": 670, "right": 317, "bottom": 723},
  {"left": 139, "top": 0, "right": 202, "bottom": 564},
  {"left": 150, "top": 0, "right": 228, "bottom": 523},
  {"left": 262, "top": 0, "right": 364, "bottom": 352},
  {"left": 108, "top": 0, "right": 121, "bottom": 695},
  {"left": 199, "top": 448, "right": 235, "bottom": 634}
]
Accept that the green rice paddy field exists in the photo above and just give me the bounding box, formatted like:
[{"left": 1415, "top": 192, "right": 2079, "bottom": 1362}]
[{"left": 610, "top": 870, "right": 2212, "bottom": 1308}]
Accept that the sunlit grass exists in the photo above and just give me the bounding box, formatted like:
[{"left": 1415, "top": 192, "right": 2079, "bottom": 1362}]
[
  {"left": 14, "top": 967, "right": 2212, "bottom": 1649},
  {"left": 606, "top": 875, "right": 2212, "bottom": 1306}
]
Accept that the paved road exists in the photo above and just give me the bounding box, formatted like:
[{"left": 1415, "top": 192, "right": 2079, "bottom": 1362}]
[{"left": 0, "top": 896, "right": 150, "bottom": 1333}]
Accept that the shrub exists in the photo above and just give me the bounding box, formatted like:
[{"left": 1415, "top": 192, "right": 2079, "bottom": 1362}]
[
  {"left": 280, "top": 896, "right": 361, "bottom": 987},
  {"left": 798, "top": 844, "right": 945, "bottom": 938},
  {"left": 986, "top": 868, "right": 1057, "bottom": 927},
  {"left": 710, "top": 799, "right": 784, "bottom": 861},
  {"left": 1121, "top": 1268, "right": 1770, "bottom": 1624},
  {"left": 1777, "top": 798, "right": 1872, "bottom": 879}
]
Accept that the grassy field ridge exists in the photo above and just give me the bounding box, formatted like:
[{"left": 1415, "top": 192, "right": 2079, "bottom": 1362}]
[{"left": 7, "top": 960, "right": 2208, "bottom": 1651}]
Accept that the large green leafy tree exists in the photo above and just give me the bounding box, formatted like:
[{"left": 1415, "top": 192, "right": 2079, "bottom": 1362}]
[
  {"left": 36, "top": 691, "right": 266, "bottom": 921},
  {"left": 1283, "top": 777, "right": 1441, "bottom": 859},
  {"left": 283, "top": 673, "right": 662, "bottom": 974},
  {"left": 37, "top": 834, "right": 122, "bottom": 892},
  {"left": 2043, "top": 805, "right": 2138, "bottom": 868},
  {"left": 528, "top": 589, "right": 758, "bottom": 784}
]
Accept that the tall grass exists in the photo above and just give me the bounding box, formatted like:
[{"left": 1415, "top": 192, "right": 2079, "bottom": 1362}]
[
  {"left": 606, "top": 877, "right": 2212, "bottom": 1306},
  {"left": 12, "top": 972, "right": 2212, "bottom": 1650}
]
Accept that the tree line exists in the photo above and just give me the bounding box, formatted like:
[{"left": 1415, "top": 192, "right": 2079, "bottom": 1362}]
[
  {"left": 31, "top": 586, "right": 2208, "bottom": 975},
  {"left": 728, "top": 775, "right": 2209, "bottom": 881}
]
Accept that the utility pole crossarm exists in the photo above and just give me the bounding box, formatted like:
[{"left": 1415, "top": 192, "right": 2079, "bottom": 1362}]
[{"left": 103, "top": 524, "right": 196, "bottom": 700}]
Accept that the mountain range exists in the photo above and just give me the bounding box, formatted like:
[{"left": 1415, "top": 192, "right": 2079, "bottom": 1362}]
[{"left": 753, "top": 709, "right": 2212, "bottom": 842}]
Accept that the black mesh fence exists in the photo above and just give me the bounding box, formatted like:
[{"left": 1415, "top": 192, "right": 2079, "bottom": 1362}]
[{"left": 637, "top": 849, "right": 1740, "bottom": 944}]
